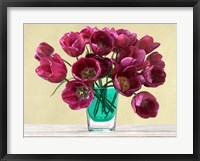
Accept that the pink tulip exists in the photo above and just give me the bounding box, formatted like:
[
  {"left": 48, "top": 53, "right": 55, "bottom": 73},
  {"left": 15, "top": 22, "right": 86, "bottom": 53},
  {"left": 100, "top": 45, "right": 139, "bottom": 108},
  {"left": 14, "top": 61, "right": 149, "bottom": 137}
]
[
  {"left": 90, "top": 30, "right": 114, "bottom": 55},
  {"left": 60, "top": 32, "right": 85, "bottom": 57},
  {"left": 113, "top": 29, "right": 137, "bottom": 48},
  {"left": 80, "top": 26, "right": 99, "bottom": 44},
  {"left": 112, "top": 65, "right": 145, "bottom": 97},
  {"left": 35, "top": 54, "right": 67, "bottom": 83}
]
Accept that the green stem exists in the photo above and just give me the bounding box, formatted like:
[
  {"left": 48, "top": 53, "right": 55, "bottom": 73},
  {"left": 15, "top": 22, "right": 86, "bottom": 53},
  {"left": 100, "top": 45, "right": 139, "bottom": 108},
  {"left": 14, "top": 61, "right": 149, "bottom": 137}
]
[
  {"left": 103, "top": 80, "right": 113, "bottom": 87},
  {"left": 94, "top": 96, "right": 100, "bottom": 117},
  {"left": 106, "top": 75, "right": 108, "bottom": 85},
  {"left": 65, "top": 78, "right": 70, "bottom": 82},
  {"left": 102, "top": 88, "right": 107, "bottom": 114},
  {"left": 94, "top": 81, "right": 99, "bottom": 87},
  {"left": 98, "top": 79, "right": 102, "bottom": 87},
  {"left": 106, "top": 85, "right": 114, "bottom": 88},
  {"left": 50, "top": 80, "right": 66, "bottom": 96},
  {"left": 94, "top": 92, "right": 116, "bottom": 111},
  {"left": 94, "top": 92, "right": 111, "bottom": 115},
  {"left": 62, "top": 59, "right": 72, "bottom": 67}
]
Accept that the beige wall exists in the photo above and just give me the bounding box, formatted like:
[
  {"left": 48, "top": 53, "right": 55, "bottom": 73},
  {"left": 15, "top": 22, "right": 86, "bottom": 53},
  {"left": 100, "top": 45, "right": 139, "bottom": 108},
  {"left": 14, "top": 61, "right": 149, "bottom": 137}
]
[{"left": 24, "top": 24, "right": 176, "bottom": 125}]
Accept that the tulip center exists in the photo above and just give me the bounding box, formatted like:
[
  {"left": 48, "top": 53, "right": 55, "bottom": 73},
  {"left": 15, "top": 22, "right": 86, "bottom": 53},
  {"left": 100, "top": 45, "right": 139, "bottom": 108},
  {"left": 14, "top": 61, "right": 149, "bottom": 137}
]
[
  {"left": 97, "top": 41, "right": 107, "bottom": 49},
  {"left": 141, "top": 100, "right": 148, "bottom": 107},
  {"left": 117, "top": 76, "right": 130, "bottom": 92},
  {"left": 76, "top": 86, "right": 91, "bottom": 99},
  {"left": 141, "top": 99, "right": 154, "bottom": 109},
  {"left": 81, "top": 68, "right": 96, "bottom": 80}
]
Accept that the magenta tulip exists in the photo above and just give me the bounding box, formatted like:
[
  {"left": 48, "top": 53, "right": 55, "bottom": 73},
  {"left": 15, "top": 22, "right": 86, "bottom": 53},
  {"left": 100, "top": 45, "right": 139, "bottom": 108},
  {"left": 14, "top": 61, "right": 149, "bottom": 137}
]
[
  {"left": 34, "top": 42, "right": 54, "bottom": 61},
  {"left": 137, "top": 35, "right": 160, "bottom": 54},
  {"left": 80, "top": 26, "right": 99, "bottom": 44},
  {"left": 142, "top": 66, "right": 166, "bottom": 87},
  {"left": 72, "top": 57, "right": 101, "bottom": 83},
  {"left": 146, "top": 52, "right": 165, "bottom": 68},
  {"left": 113, "top": 29, "right": 137, "bottom": 48},
  {"left": 62, "top": 80, "right": 94, "bottom": 110},
  {"left": 129, "top": 48, "right": 146, "bottom": 67},
  {"left": 60, "top": 32, "right": 85, "bottom": 57},
  {"left": 90, "top": 30, "right": 114, "bottom": 55},
  {"left": 131, "top": 91, "right": 159, "bottom": 118},
  {"left": 86, "top": 54, "right": 112, "bottom": 78},
  {"left": 114, "top": 46, "right": 146, "bottom": 69},
  {"left": 35, "top": 54, "right": 67, "bottom": 83},
  {"left": 112, "top": 65, "right": 145, "bottom": 96}
]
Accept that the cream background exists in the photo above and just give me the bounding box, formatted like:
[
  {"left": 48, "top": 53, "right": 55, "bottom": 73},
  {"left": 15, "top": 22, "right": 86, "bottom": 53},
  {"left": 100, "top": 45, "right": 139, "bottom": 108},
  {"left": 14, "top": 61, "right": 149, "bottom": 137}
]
[{"left": 24, "top": 24, "right": 176, "bottom": 125}]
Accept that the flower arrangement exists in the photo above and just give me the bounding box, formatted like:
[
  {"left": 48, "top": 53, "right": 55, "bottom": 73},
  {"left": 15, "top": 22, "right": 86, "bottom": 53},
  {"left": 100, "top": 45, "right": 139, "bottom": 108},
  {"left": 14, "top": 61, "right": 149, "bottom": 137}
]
[{"left": 35, "top": 26, "right": 166, "bottom": 119}]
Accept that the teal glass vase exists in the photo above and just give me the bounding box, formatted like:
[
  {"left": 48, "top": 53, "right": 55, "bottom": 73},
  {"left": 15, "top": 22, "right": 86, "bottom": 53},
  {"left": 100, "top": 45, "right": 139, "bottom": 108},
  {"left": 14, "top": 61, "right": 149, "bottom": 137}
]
[{"left": 87, "top": 86, "right": 119, "bottom": 132}]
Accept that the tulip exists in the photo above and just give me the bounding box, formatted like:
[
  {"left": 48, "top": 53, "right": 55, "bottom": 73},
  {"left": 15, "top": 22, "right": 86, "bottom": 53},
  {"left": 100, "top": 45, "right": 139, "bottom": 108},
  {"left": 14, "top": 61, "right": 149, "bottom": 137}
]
[
  {"left": 114, "top": 46, "right": 146, "bottom": 69},
  {"left": 86, "top": 54, "right": 112, "bottom": 78},
  {"left": 72, "top": 58, "right": 101, "bottom": 83},
  {"left": 62, "top": 80, "right": 94, "bottom": 110},
  {"left": 146, "top": 52, "right": 165, "bottom": 68},
  {"left": 137, "top": 35, "right": 160, "bottom": 54},
  {"left": 80, "top": 26, "right": 99, "bottom": 44},
  {"left": 60, "top": 32, "right": 85, "bottom": 57},
  {"left": 142, "top": 66, "right": 166, "bottom": 87},
  {"left": 90, "top": 30, "right": 114, "bottom": 55},
  {"left": 113, "top": 29, "right": 137, "bottom": 48},
  {"left": 34, "top": 42, "right": 54, "bottom": 61},
  {"left": 112, "top": 65, "right": 145, "bottom": 96},
  {"left": 131, "top": 91, "right": 159, "bottom": 118},
  {"left": 35, "top": 54, "right": 67, "bottom": 83}
]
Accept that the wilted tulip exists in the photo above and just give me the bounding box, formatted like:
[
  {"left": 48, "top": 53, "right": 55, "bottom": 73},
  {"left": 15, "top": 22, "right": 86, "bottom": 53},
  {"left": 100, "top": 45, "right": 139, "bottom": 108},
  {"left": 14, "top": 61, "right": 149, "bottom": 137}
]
[
  {"left": 72, "top": 58, "right": 101, "bottom": 83},
  {"left": 60, "top": 32, "right": 85, "bottom": 57},
  {"left": 35, "top": 54, "right": 67, "bottom": 83},
  {"left": 131, "top": 91, "right": 159, "bottom": 118},
  {"left": 62, "top": 80, "right": 94, "bottom": 110}
]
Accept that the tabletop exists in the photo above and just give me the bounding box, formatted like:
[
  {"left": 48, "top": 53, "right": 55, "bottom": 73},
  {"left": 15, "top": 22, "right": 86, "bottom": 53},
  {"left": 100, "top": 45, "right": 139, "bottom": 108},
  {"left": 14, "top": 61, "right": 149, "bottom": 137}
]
[{"left": 24, "top": 124, "right": 176, "bottom": 137}]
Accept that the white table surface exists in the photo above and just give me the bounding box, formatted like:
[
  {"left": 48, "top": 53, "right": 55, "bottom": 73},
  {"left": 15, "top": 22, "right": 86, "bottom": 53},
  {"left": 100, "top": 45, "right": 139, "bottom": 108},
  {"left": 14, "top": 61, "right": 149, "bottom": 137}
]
[{"left": 24, "top": 124, "right": 176, "bottom": 137}]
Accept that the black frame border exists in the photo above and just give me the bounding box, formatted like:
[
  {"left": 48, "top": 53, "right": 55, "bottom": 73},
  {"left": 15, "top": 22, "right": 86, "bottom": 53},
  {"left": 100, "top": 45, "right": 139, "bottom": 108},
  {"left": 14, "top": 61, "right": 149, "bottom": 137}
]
[{"left": 0, "top": 0, "right": 199, "bottom": 160}]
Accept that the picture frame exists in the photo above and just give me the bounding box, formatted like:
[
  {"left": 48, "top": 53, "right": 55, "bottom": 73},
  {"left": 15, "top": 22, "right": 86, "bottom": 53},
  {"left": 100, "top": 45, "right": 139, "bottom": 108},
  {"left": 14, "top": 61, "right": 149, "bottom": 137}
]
[{"left": 0, "top": 0, "right": 199, "bottom": 160}]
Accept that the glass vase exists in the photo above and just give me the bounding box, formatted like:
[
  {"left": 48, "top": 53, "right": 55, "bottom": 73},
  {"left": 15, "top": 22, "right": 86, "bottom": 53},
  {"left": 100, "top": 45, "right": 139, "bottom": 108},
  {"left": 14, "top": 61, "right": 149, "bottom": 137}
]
[{"left": 87, "top": 86, "right": 118, "bottom": 132}]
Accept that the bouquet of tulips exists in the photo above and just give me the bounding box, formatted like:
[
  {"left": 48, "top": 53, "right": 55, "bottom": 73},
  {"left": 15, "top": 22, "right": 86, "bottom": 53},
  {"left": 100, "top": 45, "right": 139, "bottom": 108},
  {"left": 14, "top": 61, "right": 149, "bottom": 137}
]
[{"left": 35, "top": 26, "right": 166, "bottom": 119}]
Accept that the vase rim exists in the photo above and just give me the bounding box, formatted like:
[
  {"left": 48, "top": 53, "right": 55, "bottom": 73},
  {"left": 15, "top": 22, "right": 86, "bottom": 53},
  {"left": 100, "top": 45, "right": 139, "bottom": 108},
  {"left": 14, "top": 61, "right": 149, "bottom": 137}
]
[{"left": 93, "top": 86, "right": 115, "bottom": 90}]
